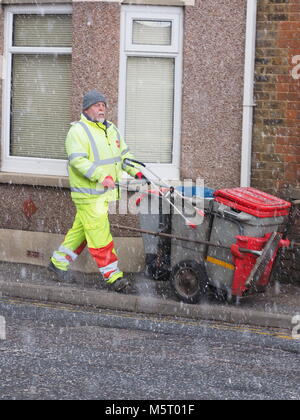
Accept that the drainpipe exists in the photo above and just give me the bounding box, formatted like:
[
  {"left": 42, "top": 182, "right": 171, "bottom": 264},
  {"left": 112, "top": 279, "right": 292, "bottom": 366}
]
[{"left": 240, "top": 0, "right": 257, "bottom": 187}]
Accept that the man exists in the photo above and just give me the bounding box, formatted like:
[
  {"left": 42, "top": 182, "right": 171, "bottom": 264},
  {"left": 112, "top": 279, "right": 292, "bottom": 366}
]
[{"left": 48, "top": 90, "right": 146, "bottom": 292}]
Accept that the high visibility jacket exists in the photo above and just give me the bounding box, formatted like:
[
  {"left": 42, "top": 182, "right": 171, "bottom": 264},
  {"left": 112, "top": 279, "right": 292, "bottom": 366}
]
[{"left": 66, "top": 114, "right": 139, "bottom": 203}]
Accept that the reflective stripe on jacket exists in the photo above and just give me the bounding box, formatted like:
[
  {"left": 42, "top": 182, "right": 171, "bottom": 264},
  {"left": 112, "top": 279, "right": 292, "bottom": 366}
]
[{"left": 66, "top": 114, "right": 139, "bottom": 202}]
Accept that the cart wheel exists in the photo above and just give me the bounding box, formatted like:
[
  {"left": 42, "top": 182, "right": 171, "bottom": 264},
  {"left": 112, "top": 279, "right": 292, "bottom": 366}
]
[{"left": 170, "top": 260, "right": 209, "bottom": 304}]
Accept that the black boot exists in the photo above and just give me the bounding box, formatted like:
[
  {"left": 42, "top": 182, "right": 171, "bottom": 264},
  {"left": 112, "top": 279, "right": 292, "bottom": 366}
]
[
  {"left": 107, "top": 276, "right": 131, "bottom": 293},
  {"left": 47, "top": 261, "right": 70, "bottom": 282}
]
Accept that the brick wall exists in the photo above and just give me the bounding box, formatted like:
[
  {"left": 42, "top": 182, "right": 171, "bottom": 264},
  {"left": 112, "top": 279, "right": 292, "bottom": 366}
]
[
  {"left": 253, "top": 0, "right": 300, "bottom": 198},
  {"left": 252, "top": 0, "right": 300, "bottom": 282}
]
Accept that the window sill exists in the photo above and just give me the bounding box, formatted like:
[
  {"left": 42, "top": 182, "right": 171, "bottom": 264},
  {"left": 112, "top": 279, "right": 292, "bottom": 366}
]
[{"left": 0, "top": 172, "right": 70, "bottom": 188}]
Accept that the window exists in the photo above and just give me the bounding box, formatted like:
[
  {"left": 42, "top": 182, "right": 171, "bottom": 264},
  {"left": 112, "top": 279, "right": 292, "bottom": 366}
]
[
  {"left": 2, "top": 5, "right": 72, "bottom": 176},
  {"left": 119, "top": 6, "right": 183, "bottom": 179}
]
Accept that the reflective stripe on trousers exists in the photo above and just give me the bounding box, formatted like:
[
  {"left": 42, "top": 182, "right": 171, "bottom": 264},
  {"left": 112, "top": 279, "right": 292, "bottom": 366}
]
[
  {"left": 51, "top": 242, "right": 87, "bottom": 268},
  {"left": 89, "top": 241, "right": 122, "bottom": 282}
]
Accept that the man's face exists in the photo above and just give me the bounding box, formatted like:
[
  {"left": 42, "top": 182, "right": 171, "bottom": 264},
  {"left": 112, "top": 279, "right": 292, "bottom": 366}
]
[{"left": 85, "top": 101, "right": 107, "bottom": 122}]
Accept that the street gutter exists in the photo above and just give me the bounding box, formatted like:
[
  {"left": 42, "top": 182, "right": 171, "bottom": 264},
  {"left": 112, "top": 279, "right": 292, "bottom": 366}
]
[{"left": 0, "top": 280, "right": 294, "bottom": 330}]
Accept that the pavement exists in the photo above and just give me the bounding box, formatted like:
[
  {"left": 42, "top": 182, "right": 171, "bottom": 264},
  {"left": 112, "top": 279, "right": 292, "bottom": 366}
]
[{"left": 0, "top": 260, "right": 299, "bottom": 331}]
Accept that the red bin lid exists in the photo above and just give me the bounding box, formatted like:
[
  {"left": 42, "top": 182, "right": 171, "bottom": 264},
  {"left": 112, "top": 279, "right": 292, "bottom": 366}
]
[{"left": 213, "top": 187, "right": 291, "bottom": 218}]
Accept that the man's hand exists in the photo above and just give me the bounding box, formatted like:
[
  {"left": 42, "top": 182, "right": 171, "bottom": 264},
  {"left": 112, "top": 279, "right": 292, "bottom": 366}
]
[{"left": 102, "top": 176, "right": 115, "bottom": 189}]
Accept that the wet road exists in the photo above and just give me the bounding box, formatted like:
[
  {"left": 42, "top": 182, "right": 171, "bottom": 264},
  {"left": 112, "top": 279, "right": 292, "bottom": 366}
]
[{"left": 0, "top": 297, "right": 299, "bottom": 401}]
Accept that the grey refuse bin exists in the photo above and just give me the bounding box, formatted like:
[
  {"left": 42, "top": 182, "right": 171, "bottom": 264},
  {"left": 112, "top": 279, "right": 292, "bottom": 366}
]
[
  {"left": 205, "top": 188, "right": 291, "bottom": 293},
  {"left": 170, "top": 187, "right": 291, "bottom": 303},
  {"left": 137, "top": 189, "right": 172, "bottom": 280},
  {"left": 137, "top": 186, "right": 215, "bottom": 280}
]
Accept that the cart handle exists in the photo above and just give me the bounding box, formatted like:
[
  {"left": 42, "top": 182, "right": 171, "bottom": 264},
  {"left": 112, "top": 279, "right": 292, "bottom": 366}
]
[
  {"left": 124, "top": 158, "right": 146, "bottom": 168},
  {"left": 124, "top": 157, "right": 204, "bottom": 226}
]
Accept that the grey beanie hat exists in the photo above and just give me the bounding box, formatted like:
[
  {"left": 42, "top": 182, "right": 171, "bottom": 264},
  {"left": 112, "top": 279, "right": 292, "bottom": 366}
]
[{"left": 82, "top": 90, "right": 107, "bottom": 110}]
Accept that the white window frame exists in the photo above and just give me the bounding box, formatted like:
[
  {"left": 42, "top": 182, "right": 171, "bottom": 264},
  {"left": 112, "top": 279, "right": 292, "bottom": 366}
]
[
  {"left": 118, "top": 5, "right": 183, "bottom": 180},
  {"left": 1, "top": 4, "right": 72, "bottom": 176}
]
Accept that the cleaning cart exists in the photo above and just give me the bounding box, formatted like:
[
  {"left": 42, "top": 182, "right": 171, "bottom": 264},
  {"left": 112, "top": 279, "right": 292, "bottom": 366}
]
[{"left": 121, "top": 159, "right": 292, "bottom": 304}]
